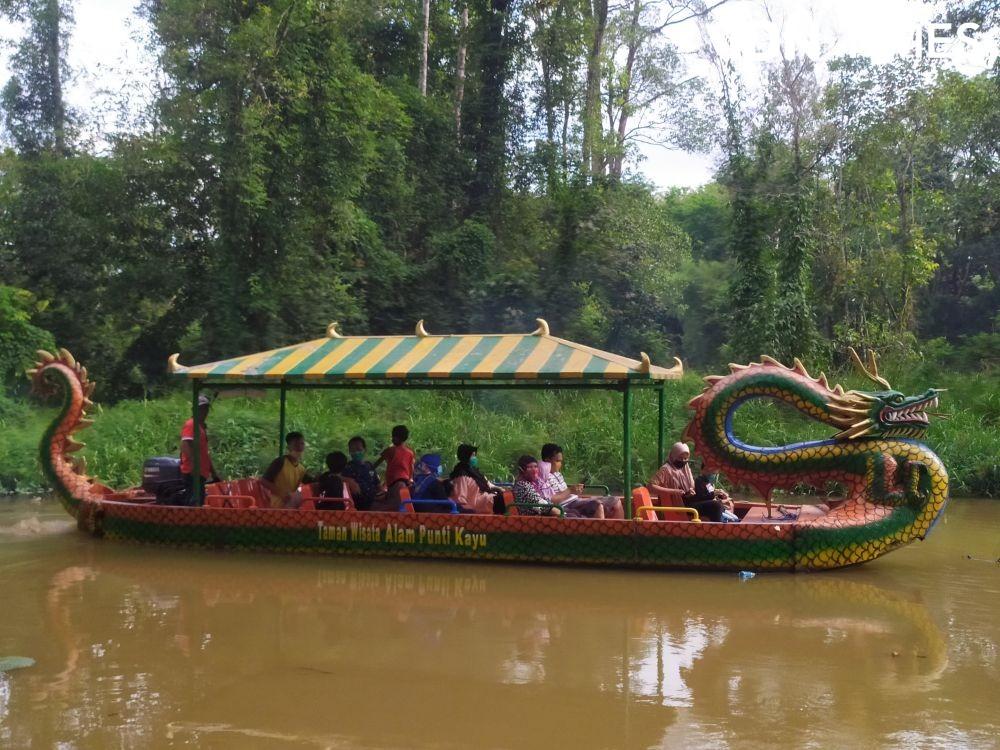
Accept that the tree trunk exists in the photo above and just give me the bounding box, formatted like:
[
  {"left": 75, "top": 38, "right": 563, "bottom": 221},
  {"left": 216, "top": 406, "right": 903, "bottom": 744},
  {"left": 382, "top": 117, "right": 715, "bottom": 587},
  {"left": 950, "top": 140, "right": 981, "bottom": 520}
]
[
  {"left": 609, "top": 0, "right": 641, "bottom": 180},
  {"left": 582, "top": 0, "right": 608, "bottom": 181},
  {"left": 419, "top": 0, "right": 431, "bottom": 95},
  {"left": 44, "top": 0, "right": 66, "bottom": 154},
  {"left": 468, "top": 0, "right": 510, "bottom": 218},
  {"left": 455, "top": 4, "right": 468, "bottom": 135}
]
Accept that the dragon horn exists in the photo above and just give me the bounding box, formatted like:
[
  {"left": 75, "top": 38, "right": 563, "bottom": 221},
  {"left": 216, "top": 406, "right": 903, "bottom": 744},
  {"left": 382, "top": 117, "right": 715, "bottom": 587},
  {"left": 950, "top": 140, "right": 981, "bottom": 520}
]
[
  {"left": 64, "top": 438, "right": 85, "bottom": 453},
  {"left": 848, "top": 347, "right": 891, "bottom": 389}
]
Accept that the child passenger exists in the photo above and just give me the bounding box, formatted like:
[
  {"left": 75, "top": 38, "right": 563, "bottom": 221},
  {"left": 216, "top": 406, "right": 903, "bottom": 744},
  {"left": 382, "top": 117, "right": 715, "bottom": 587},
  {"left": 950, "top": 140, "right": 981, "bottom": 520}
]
[
  {"left": 343, "top": 436, "right": 383, "bottom": 510},
  {"left": 373, "top": 425, "right": 415, "bottom": 508},
  {"left": 318, "top": 451, "right": 360, "bottom": 503}
]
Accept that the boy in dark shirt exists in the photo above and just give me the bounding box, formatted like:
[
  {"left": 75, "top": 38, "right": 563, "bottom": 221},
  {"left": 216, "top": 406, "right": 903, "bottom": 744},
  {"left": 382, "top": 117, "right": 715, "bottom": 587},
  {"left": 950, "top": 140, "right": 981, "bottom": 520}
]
[{"left": 342, "top": 436, "right": 383, "bottom": 511}]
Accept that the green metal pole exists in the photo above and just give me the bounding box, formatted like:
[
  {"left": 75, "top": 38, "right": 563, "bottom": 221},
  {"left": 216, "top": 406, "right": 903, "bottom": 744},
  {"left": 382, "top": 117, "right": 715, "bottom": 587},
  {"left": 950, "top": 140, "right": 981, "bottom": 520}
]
[
  {"left": 278, "top": 382, "right": 287, "bottom": 456},
  {"left": 191, "top": 380, "right": 202, "bottom": 506},
  {"left": 623, "top": 382, "right": 632, "bottom": 518},
  {"left": 657, "top": 382, "right": 666, "bottom": 467}
]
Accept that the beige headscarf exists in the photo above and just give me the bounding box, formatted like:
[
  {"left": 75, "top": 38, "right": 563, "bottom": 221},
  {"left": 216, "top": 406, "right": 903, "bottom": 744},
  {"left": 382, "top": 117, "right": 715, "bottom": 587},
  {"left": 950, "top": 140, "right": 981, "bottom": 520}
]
[{"left": 651, "top": 442, "right": 695, "bottom": 493}]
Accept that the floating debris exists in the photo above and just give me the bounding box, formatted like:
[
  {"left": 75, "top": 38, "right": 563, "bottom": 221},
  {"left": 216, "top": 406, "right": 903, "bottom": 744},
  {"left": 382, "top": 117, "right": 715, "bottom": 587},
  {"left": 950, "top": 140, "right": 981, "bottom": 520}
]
[{"left": 0, "top": 656, "right": 35, "bottom": 672}]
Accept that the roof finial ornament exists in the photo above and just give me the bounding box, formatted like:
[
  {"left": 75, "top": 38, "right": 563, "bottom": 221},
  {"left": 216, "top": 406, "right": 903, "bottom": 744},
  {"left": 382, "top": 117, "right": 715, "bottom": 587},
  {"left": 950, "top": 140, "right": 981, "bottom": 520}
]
[
  {"left": 638, "top": 351, "right": 652, "bottom": 373},
  {"left": 666, "top": 356, "right": 684, "bottom": 377},
  {"left": 167, "top": 353, "right": 185, "bottom": 373},
  {"left": 415, "top": 319, "right": 430, "bottom": 337},
  {"left": 531, "top": 318, "right": 550, "bottom": 336},
  {"left": 326, "top": 321, "right": 343, "bottom": 338}
]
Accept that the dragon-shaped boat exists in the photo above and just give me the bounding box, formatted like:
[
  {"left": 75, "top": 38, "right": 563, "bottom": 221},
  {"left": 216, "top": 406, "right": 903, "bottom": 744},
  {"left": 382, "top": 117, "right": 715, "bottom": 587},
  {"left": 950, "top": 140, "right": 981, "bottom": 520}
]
[{"left": 30, "top": 337, "right": 949, "bottom": 571}]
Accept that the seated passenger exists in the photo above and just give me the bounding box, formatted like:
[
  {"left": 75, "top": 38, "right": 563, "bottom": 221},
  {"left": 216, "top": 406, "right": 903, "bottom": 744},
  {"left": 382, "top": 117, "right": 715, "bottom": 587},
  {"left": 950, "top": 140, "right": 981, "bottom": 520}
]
[
  {"left": 261, "top": 431, "right": 315, "bottom": 509},
  {"left": 450, "top": 444, "right": 504, "bottom": 514},
  {"left": 412, "top": 454, "right": 450, "bottom": 500},
  {"left": 316, "top": 451, "right": 360, "bottom": 509},
  {"left": 648, "top": 442, "right": 729, "bottom": 522},
  {"left": 342, "top": 436, "right": 383, "bottom": 511},
  {"left": 538, "top": 443, "right": 621, "bottom": 519},
  {"left": 513, "top": 455, "right": 601, "bottom": 518}
]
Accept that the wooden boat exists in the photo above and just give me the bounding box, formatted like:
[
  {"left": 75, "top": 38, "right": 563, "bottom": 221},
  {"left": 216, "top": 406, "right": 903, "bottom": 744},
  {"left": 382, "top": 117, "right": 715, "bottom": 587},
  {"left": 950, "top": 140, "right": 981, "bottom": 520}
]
[{"left": 30, "top": 321, "right": 949, "bottom": 571}]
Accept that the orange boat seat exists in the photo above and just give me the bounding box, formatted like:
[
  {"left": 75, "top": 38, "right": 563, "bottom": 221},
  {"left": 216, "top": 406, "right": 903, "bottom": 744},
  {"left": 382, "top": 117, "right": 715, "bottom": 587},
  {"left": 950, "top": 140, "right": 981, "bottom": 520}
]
[
  {"left": 300, "top": 498, "right": 316, "bottom": 511},
  {"left": 399, "top": 487, "right": 413, "bottom": 513},
  {"left": 204, "top": 493, "right": 255, "bottom": 509},
  {"left": 502, "top": 490, "right": 518, "bottom": 516},
  {"left": 234, "top": 478, "right": 269, "bottom": 508},
  {"left": 633, "top": 487, "right": 699, "bottom": 522}
]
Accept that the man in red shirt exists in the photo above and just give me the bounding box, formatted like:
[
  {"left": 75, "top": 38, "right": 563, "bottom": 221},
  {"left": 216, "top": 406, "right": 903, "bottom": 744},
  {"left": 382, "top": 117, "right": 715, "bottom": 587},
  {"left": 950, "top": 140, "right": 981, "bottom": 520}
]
[{"left": 180, "top": 394, "right": 220, "bottom": 502}]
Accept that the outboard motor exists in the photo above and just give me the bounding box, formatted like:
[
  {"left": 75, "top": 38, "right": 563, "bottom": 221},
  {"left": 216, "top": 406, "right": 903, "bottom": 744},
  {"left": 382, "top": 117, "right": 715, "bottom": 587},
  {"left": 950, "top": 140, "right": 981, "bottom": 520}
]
[{"left": 142, "top": 457, "right": 181, "bottom": 494}]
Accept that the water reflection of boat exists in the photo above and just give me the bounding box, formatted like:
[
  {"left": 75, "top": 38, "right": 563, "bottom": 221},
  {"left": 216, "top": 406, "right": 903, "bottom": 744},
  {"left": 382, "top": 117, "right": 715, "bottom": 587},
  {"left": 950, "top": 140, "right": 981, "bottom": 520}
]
[{"left": 34, "top": 547, "right": 948, "bottom": 748}]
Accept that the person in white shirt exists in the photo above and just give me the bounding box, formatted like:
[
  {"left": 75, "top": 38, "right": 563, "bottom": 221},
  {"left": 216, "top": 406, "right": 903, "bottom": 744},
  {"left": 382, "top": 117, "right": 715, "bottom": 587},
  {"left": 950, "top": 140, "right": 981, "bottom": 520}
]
[{"left": 538, "top": 443, "right": 624, "bottom": 519}]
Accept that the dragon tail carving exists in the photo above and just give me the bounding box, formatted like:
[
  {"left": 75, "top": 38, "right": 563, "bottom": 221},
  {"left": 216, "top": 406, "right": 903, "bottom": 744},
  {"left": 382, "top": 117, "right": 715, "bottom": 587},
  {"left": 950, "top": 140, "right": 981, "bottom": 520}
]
[{"left": 28, "top": 349, "right": 103, "bottom": 517}]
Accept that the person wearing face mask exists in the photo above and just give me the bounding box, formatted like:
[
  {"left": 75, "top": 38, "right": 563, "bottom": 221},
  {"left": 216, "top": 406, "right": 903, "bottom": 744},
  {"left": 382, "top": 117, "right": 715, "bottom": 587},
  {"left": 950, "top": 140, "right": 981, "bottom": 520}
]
[
  {"left": 261, "top": 431, "right": 316, "bottom": 508},
  {"left": 648, "top": 442, "right": 725, "bottom": 522},
  {"left": 342, "top": 436, "right": 383, "bottom": 511},
  {"left": 450, "top": 444, "right": 505, "bottom": 514}
]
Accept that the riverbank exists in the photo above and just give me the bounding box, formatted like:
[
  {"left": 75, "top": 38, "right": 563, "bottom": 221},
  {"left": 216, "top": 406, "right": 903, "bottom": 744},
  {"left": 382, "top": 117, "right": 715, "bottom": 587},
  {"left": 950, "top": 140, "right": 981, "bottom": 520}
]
[{"left": 2, "top": 369, "right": 997, "bottom": 496}]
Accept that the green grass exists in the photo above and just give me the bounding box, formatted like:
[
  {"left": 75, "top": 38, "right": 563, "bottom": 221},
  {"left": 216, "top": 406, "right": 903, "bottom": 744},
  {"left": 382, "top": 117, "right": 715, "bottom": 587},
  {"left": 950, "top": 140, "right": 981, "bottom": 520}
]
[{"left": 2, "top": 368, "right": 997, "bottom": 497}]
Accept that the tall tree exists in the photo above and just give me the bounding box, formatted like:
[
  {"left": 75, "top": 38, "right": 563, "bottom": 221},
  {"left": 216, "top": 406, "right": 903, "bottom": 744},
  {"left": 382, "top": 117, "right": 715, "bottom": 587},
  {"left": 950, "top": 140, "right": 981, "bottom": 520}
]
[{"left": 1, "top": 0, "right": 73, "bottom": 154}]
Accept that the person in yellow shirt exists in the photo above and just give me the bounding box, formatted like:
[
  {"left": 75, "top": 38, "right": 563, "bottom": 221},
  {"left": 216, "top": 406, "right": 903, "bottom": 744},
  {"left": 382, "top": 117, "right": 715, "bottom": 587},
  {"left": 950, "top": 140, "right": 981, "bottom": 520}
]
[{"left": 261, "top": 432, "right": 315, "bottom": 508}]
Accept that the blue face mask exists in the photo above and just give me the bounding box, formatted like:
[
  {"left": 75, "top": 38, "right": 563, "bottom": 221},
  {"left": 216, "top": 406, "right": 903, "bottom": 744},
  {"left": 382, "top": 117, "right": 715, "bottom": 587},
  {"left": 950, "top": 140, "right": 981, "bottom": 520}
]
[{"left": 469, "top": 455, "right": 479, "bottom": 469}]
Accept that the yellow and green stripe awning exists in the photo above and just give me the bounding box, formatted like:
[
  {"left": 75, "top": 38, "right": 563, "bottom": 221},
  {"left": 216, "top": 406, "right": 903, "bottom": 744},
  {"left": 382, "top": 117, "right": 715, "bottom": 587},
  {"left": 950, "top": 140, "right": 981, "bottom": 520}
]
[{"left": 167, "top": 320, "right": 683, "bottom": 383}]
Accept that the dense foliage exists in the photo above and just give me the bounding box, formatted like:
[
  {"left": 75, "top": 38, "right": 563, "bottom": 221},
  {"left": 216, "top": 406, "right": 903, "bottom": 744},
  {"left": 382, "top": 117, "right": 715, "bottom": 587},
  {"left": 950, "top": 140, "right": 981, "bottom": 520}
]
[{"left": 1, "top": 1, "right": 997, "bottom": 398}]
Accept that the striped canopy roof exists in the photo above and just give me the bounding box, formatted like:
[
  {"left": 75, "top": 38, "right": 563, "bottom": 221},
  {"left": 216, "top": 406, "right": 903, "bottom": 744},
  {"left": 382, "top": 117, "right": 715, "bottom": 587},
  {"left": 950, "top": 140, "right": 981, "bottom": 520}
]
[{"left": 168, "top": 320, "right": 683, "bottom": 383}]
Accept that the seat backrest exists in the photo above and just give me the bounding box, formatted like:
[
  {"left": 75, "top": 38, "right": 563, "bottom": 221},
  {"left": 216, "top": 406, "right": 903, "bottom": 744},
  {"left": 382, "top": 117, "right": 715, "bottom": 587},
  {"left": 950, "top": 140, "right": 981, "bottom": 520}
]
[
  {"left": 299, "top": 483, "right": 316, "bottom": 500},
  {"left": 399, "top": 486, "right": 413, "bottom": 513},
  {"left": 204, "top": 493, "right": 254, "bottom": 509},
  {"left": 300, "top": 498, "right": 316, "bottom": 511},
  {"left": 502, "top": 490, "right": 518, "bottom": 516},
  {"left": 632, "top": 487, "right": 658, "bottom": 521},
  {"left": 242, "top": 478, "right": 269, "bottom": 507},
  {"left": 205, "top": 482, "right": 225, "bottom": 496}
]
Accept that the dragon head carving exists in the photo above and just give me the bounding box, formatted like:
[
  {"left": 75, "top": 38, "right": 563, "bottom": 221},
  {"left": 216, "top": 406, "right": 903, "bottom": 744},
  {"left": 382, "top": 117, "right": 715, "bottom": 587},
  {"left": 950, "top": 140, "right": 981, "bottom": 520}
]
[{"left": 829, "top": 348, "right": 942, "bottom": 440}]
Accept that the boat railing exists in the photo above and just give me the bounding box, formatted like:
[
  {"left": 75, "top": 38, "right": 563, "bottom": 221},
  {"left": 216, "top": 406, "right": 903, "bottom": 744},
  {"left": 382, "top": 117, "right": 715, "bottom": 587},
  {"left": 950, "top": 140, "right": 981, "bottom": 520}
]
[
  {"left": 400, "top": 498, "right": 460, "bottom": 514},
  {"left": 505, "top": 502, "right": 566, "bottom": 518},
  {"left": 633, "top": 505, "right": 701, "bottom": 523}
]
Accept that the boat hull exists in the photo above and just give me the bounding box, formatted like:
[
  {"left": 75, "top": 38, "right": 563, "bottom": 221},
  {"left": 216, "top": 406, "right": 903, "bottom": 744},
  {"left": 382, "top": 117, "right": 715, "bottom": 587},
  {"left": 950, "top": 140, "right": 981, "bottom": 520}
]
[{"left": 69, "top": 496, "right": 916, "bottom": 572}]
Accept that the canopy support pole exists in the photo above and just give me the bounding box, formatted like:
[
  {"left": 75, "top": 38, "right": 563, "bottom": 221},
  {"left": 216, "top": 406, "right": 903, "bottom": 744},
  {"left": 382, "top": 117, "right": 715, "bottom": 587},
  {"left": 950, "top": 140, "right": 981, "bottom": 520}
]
[
  {"left": 623, "top": 381, "right": 633, "bottom": 518},
  {"left": 191, "top": 380, "right": 202, "bottom": 506},
  {"left": 657, "top": 382, "right": 666, "bottom": 467},
  {"left": 278, "top": 382, "right": 287, "bottom": 455}
]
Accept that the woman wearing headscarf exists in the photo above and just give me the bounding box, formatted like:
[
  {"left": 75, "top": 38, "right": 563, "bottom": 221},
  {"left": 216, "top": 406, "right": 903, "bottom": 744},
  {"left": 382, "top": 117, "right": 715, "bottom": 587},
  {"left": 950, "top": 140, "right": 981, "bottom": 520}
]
[
  {"left": 450, "top": 444, "right": 504, "bottom": 514},
  {"left": 648, "top": 442, "right": 725, "bottom": 522}
]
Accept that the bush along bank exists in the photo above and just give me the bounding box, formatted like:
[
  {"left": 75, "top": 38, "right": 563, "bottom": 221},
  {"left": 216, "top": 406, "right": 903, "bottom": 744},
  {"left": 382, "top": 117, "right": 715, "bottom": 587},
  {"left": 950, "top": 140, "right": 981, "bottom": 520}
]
[{"left": 2, "top": 369, "right": 997, "bottom": 497}]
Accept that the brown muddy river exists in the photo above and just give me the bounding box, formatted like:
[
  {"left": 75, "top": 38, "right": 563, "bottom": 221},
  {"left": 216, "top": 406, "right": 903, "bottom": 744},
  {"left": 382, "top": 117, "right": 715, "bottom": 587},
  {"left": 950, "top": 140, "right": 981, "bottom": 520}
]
[{"left": 0, "top": 496, "right": 997, "bottom": 749}]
